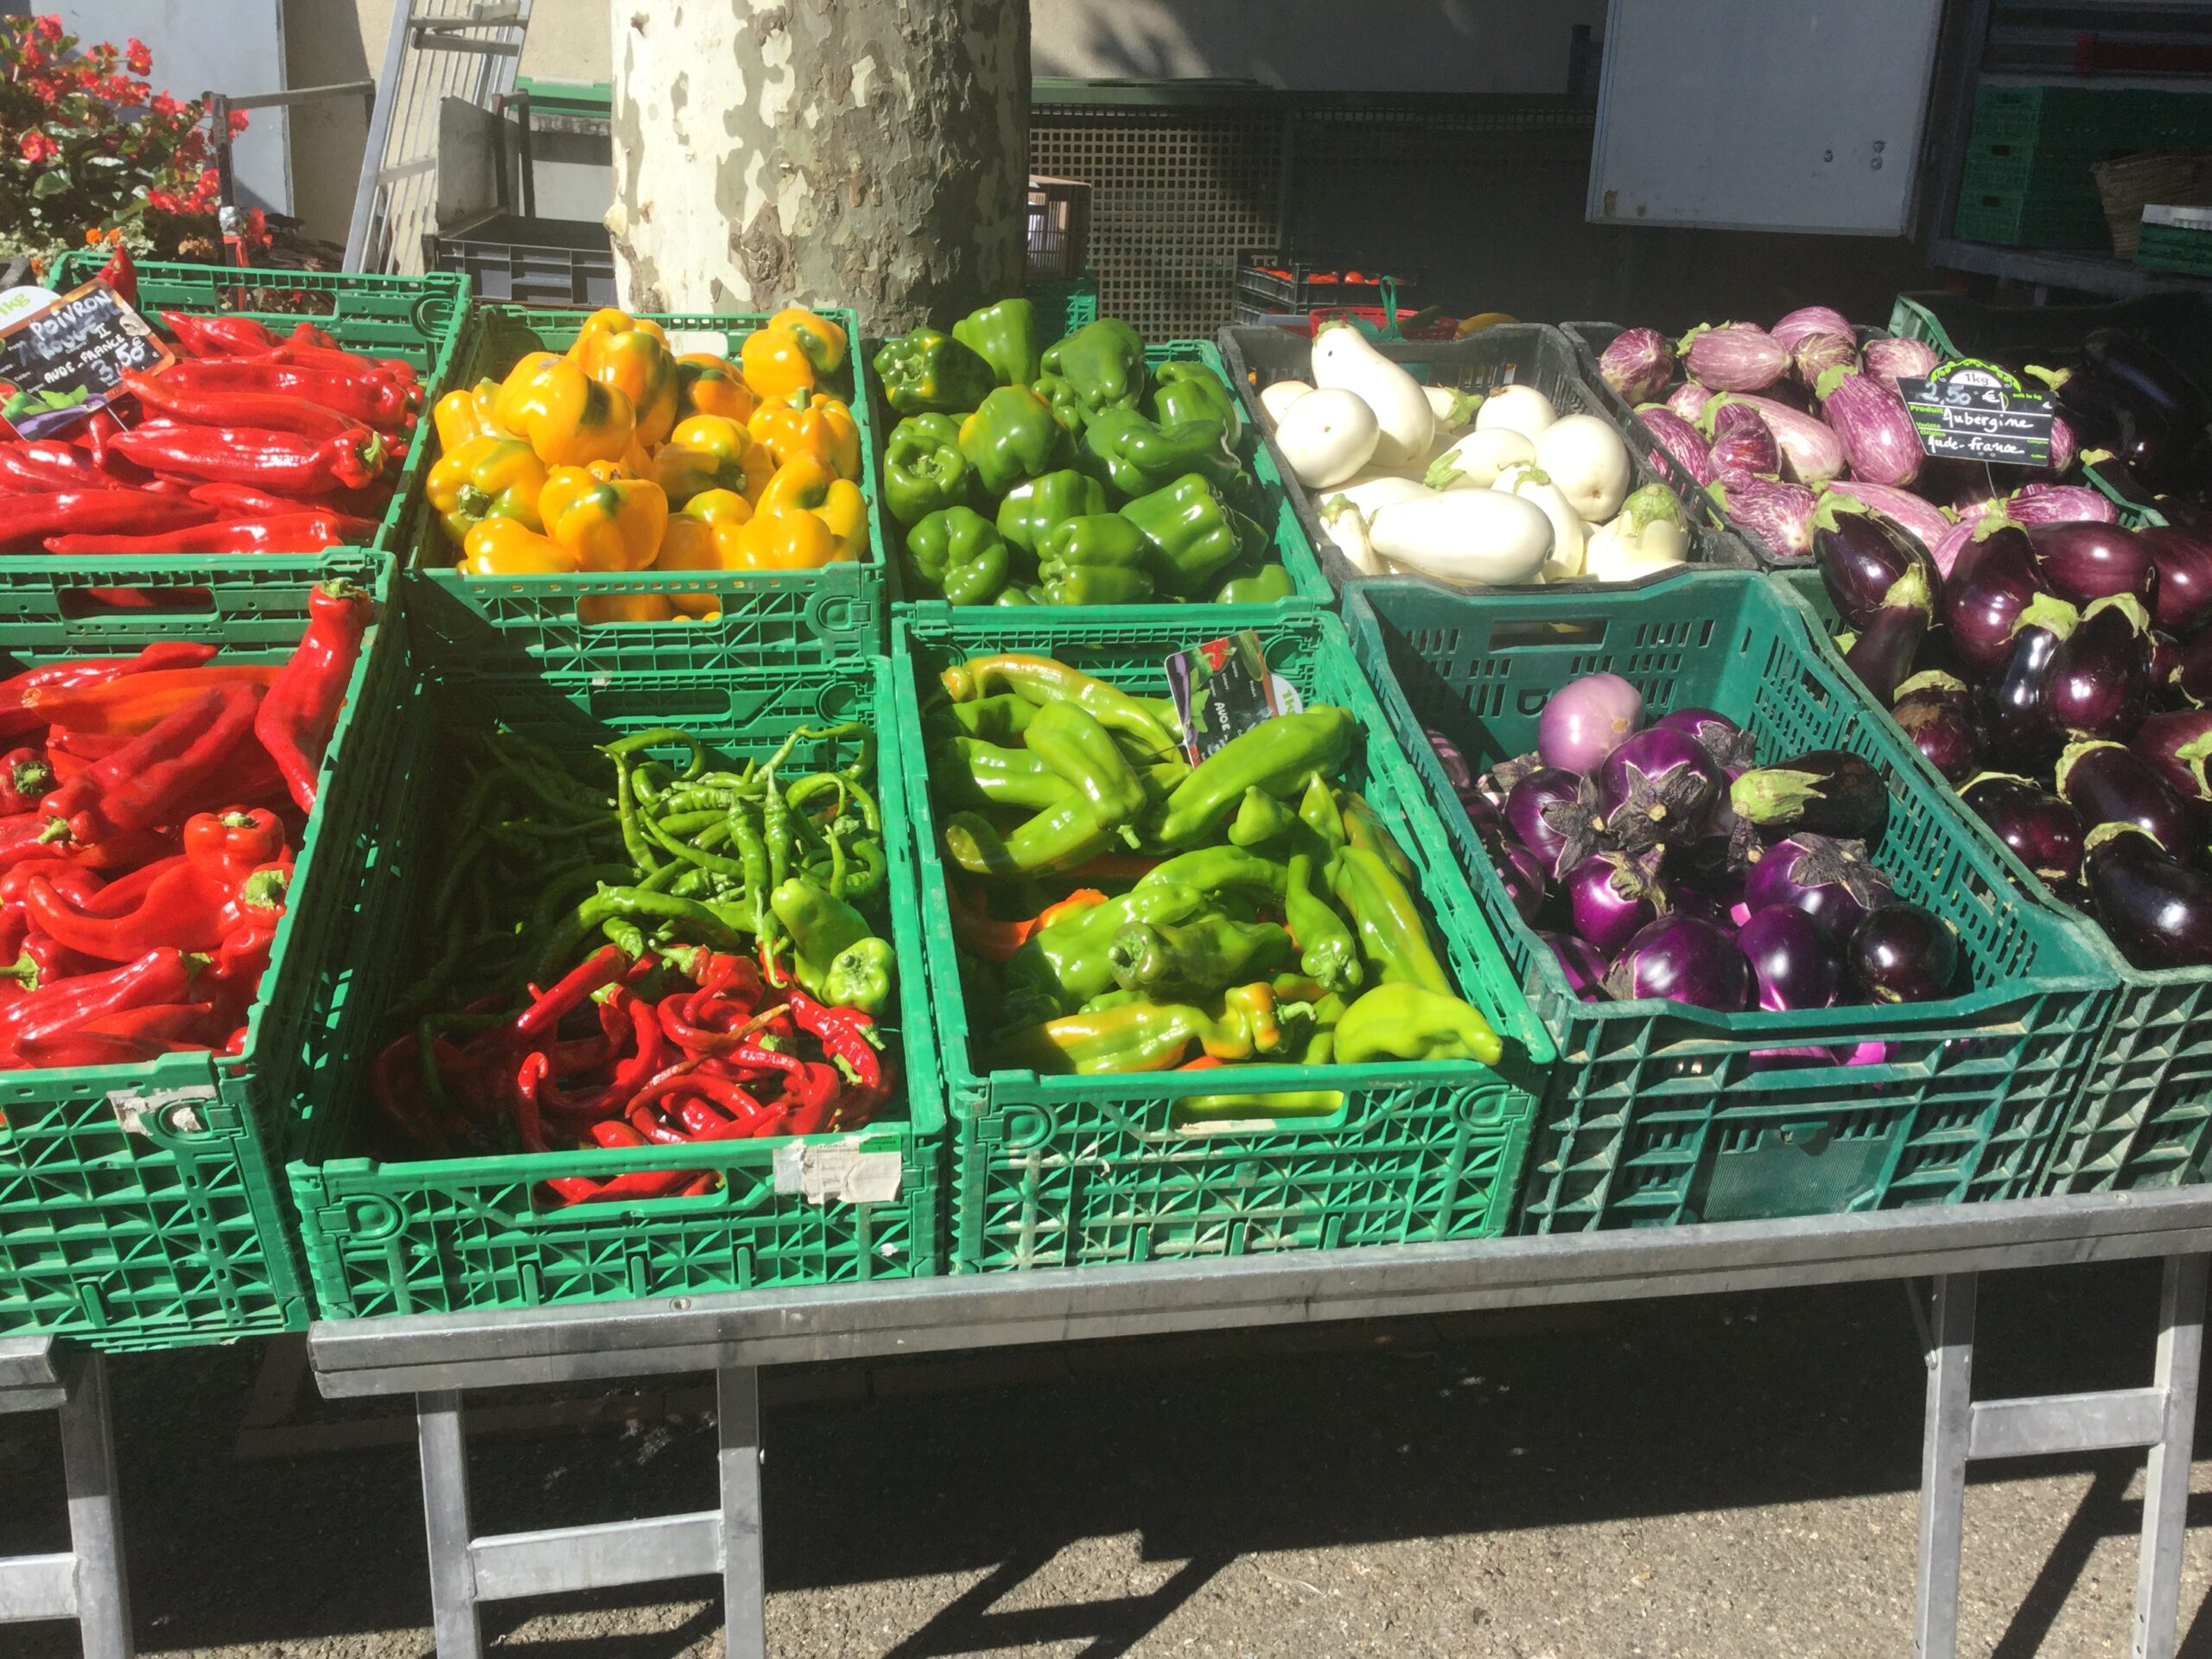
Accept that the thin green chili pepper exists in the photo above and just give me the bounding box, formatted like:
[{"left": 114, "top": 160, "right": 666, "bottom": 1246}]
[
  {"left": 602, "top": 918, "right": 649, "bottom": 957},
  {"left": 532, "top": 862, "right": 639, "bottom": 928},
  {"left": 603, "top": 728, "right": 707, "bottom": 779},
  {"left": 607, "top": 751, "right": 664, "bottom": 876},
  {"left": 729, "top": 797, "right": 770, "bottom": 944},
  {"left": 655, "top": 809, "right": 728, "bottom": 837},
  {"left": 632, "top": 761, "right": 675, "bottom": 809},
  {"left": 533, "top": 887, "right": 745, "bottom": 982},
  {"left": 642, "top": 808, "right": 751, "bottom": 876},
  {"left": 658, "top": 787, "right": 741, "bottom": 816}
]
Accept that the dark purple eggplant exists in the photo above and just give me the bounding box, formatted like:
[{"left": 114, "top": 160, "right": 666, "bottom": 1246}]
[
  {"left": 2152, "top": 632, "right": 2183, "bottom": 696},
  {"left": 1943, "top": 524, "right": 2045, "bottom": 673},
  {"left": 1736, "top": 904, "right": 1841, "bottom": 1012},
  {"left": 2044, "top": 594, "right": 2152, "bottom": 741},
  {"left": 2027, "top": 520, "right": 2157, "bottom": 612},
  {"left": 1596, "top": 727, "right": 1720, "bottom": 853},
  {"left": 1844, "top": 562, "right": 1936, "bottom": 705},
  {"left": 1741, "top": 832, "right": 1896, "bottom": 937},
  {"left": 1656, "top": 707, "right": 1759, "bottom": 777},
  {"left": 1537, "top": 931, "right": 1609, "bottom": 1000},
  {"left": 2131, "top": 709, "right": 2212, "bottom": 817},
  {"left": 1847, "top": 905, "right": 1960, "bottom": 1003},
  {"left": 1495, "top": 841, "right": 1548, "bottom": 925},
  {"left": 1504, "top": 767, "right": 1605, "bottom": 879},
  {"left": 2083, "top": 822, "right": 2212, "bottom": 969},
  {"left": 1978, "top": 593, "right": 2082, "bottom": 769},
  {"left": 1816, "top": 511, "right": 1939, "bottom": 629},
  {"left": 2173, "top": 631, "right": 2212, "bottom": 709},
  {"left": 1600, "top": 913, "right": 1751, "bottom": 1011},
  {"left": 2141, "top": 527, "right": 2212, "bottom": 637},
  {"left": 2056, "top": 738, "right": 2195, "bottom": 855},
  {"left": 1959, "top": 772, "right": 2084, "bottom": 884},
  {"left": 1890, "top": 671, "right": 1985, "bottom": 783},
  {"left": 1728, "top": 748, "right": 1887, "bottom": 841},
  {"left": 1563, "top": 846, "right": 1669, "bottom": 957}
]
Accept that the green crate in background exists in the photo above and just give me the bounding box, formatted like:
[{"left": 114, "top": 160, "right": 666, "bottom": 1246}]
[
  {"left": 288, "top": 636, "right": 944, "bottom": 1319},
  {"left": 1345, "top": 573, "right": 2119, "bottom": 1232},
  {"left": 882, "top": 337, "right": 1328, "bottom": 613},
  {"left": 404, "top": 303, "right": 886, "bottom": 670},
  {"left": 895, "top": 607, "right": 1552, "bottom": 1274},
  {"left": 1027, "top": 276, "right": 1100, "bottom": 343},
  {"left": 0, "top": 553, "right": 399, "bottom": 1350},
  {"left": 1949, "top": 83, "right": 2212, "bottom": 249},
  {"left": 42, "top": 256, "right": 470, "bottom": 564}
]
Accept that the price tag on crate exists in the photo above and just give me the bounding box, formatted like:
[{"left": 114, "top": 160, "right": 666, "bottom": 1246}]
[
  {"left": 0, "top": 278, "right": 172, "bottom": 440},
  {"left": 1898, "top": 358, "right": 2056, "bottom": 468},
  {"left": 1166, "top": 630, "right": 1303, "bottom": 766}
]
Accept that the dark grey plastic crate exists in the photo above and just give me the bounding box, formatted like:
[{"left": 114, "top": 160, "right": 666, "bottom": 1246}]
[{"left": 428, "top": 213, "right": 616, "bottom": 308}]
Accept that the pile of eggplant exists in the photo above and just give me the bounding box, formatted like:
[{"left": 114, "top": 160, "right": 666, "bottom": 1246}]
[
  {"left": 1815, "top": 506, "right": 2212, "bottom": 970},
  {"left": 1426, "top": 671, "right": 1963, "bottom": 1025}
]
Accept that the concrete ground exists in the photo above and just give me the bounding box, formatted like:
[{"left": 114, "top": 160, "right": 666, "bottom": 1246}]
[{"left": 9, "top": 1257, "right": 2212, "bottom": 1658}]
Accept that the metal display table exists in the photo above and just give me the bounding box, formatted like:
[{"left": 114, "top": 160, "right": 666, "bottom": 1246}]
[
  {"left": 308, "top": 1189, "right": 2212, "bottom": 1659},
  {"left": 0, "top": 1338, "right": 131, "bottom": 1659}
]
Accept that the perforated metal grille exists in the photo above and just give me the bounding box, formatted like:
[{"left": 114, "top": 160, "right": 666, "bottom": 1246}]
[{"left": 1031, "top": 106, "right": 1283, "bottom": 340}]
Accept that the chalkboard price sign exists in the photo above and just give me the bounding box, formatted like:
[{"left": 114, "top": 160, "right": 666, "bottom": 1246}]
[
  {"left": 0, "top": 280, "right": 172, "bottom": 440},
  {"left": 1897, "top": 358, "right": 2056, "bottom": 469}
]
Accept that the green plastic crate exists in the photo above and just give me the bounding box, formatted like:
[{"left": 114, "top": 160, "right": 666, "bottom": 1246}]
[
  {"left": 2139, "top": 207, "right": 2212, "bottom": 277},
  {"left": 1345, "top": 573, "right": 2120, "bottom": 1232},
  {"left": 1027, "top": 276, "right": 1100, "bottom": 343},
  {"left": 894, "top": 608, "right": 1554, "bottom": 1274},
  {"left": 287, "top": 635, "right": 944, "bottom": 1319},
  {"left": 1948, "top": 84, "right": 2212, "bottom": 249},
  {"left": 41, "top": 255, "right": 471, "bottom": 563},
  {"left": 884, "top": 338, "right": 1328, "bottom": 613},
  {"left": 1779, "top": 569, "right": 2212, "bottom": 1197},
  {"left": 0, "top": 552, "right": 400, "bottom": 1350},
  {"left": 403, "top": 303, "right": 886, "bottom": 670}
]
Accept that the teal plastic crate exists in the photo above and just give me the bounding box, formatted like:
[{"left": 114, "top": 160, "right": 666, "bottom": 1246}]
[
  {"left": 403, "top": 304, "right": 885, "bottom": 671},
  {"left": 0, "top": 552, "right": 399, "bottom": 1350},
  {"left": 894, "top": 607, "right": 1554, "bottom": 1273},
  {"left": 1027, "top": 276, "right": 1100, "bottom": 343},
  {"left": 1780, "top": 569, "right": 2212, "bottom": 1197},
  {"left": 1345, "top": 573, "right": 2120, "bottom": 1232},
  {"left": 287, "top": 631, "right": 944, "bottom": 1319},
  {"left": 882, "top": 338, "right": 1329, "bottom": 612},
  {"left": 41, "top": 256, "right": 470, "bottom": 563},
  {"left": 1948, "top": 84, "right": 2212, "bottom": 249}
]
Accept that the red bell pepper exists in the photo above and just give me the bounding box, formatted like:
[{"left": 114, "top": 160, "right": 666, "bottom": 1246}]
[
  {"left": 24, "top": 835, "right": 287, "bottom": 960},
  {"left": 0, "top": 492, "right": 217, "bottom": 553},
  {"left": 256, "top": 579, "right": 372, "bottom": 812},
  {"left": 45, "top": 511, "right": 378, "bottom": 557},
  {"left": 108, "top": 424, "right": 385, "bottom": 494},
  {"left": 0, "top": 748, "right": 51, "bottom": 815}
]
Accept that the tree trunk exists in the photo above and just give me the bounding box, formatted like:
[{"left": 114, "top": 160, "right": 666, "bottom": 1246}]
[{"left": 607, "top": 0, "right": 1028, "bottom": 333}]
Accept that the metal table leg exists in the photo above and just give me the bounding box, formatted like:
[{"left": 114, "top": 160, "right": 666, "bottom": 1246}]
[
  {"left": 1916, "top": 1274, "right": 1976, "bottom": 1659},
  {"left": 0, "top": 1347, "right": 133, "bottom": 1659},
  {"left": 412, "top": 1367, "right": 767, "bottom": 1659},
  {"left": 2136, "top": 1255, "right": 2206, "bottom": 1659}
]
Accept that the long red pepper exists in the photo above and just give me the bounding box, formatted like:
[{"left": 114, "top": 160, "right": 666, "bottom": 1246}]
[
  {"left": 161, "top": 311, "right": 282, "bottom": 358},
  {"left": 0, "top": 493, "right": 216, "bottom": 553},
  {"left": 0, "top": 947, "right": 198, "bottom": 1054},
  {"left": 156, "top": 359, "right": 414, "bottom": 429},
  {"left": 41, "top": 681, "right": 264, "bottom": 837},
  {"left": 0, "top": 642, "right": 218, "bottom": 741},
  {"left": 0, "top": 442, "right": 106, "bottom": 493},
  {"left": 45, "top": 512, "right": 378, "bottom": 558},
  {"left": 24, "top": 665, "right": 283, "bottom": 734},
  {"left": 256, "top": 580, "right": 371, "bottom": 813},
  {"left": 109, "top": 425, "right": 385, "bottom": 494},
  {"left": 121, "top": 370, "right": 370, "bottom": 441}
]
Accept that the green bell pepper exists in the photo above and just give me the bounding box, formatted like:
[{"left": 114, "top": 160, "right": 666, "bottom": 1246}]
[
  {"left": 1033, "top": 372, "right": 1090, "bottom": 438},
  {"left": 1002, "top": 880, "right": 1209, "bottom": 1019},
  {"left": 882, "top": 413, "right": 973, "bottom": 525},
  {"left": 768, "top": 876, "right": 893, "bottom": 1017},
  {"left": 1334, "top": 982, "right": 1502, "bottom": 1065},
  {"left": 1152, "top": 360, "right": 1245, "bottom": 447},
  {"left": 1212, "top": 563, "right": 1296, "bottom": 605},
  {"left": 958, "top": 386, "right": 1073, "bottom": 494},
  {"left": 1025, "top": 700, "right": 1149, "bottom": 833},
  {"left": 1151, "top": 708, "right": 1357, "bottom": 847},
  {"left": 873, "top": 327, "right": 998, "bottom": 416},
  {"left": 1038, "top": 514, "right": 1155, "bottom": 606},
  {"left": 1039, "top": 319, "right": 1147, "bottom": 415},
  {"left": 906, "top": 505, "right": 1009, "bottom": 605},
  {"left": 1077, "top": 408, "right": 1243, "bottom": 499},
  {"left": 1108, "top": 913, "right": 1298, "bottom": 1000},
  {"left": 995, "top": 467, "right": 1107, "bottom": 556},
  {"left": 996, "top": 585, "right": 1041, "bottom": 606},
  {"left": 1118, "top": 474, "right": 1268, "bottom": 597},
  {"left": 952, "top": 298, "right": 1044, "bottom": 389}
]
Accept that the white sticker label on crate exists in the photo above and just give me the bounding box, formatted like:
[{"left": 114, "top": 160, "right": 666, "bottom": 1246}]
[
  {"left": 772, "top": 1143, "right": 902, "bottom": 1205},
  {"left": 106, "top": 1084, "right": 217, "bottom": 1137}
]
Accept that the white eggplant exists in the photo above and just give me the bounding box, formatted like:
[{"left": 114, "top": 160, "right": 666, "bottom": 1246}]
[
  {"left": 1534, "top": 412, "right": 1632, "bottom": 522},
  {"left": 1311, "top": 321, "right": 1434, "bottom": 468},
  {"left": 1257, "top": 378, "right": 1313, "bottom": 429},
  {"left": 1367, "top": 489, "right": 1552, "bottom": 587},
  {"left": 1493, "top": 461, "right": 1585, "bottom": 581},
  {"left": 1423, "top": 427, "right": 1535, "bottom": 492},
  {"left": 1271, "top": 388, "right": 1377, "bottom": 489},
  {"left": 1473, "top": 383, "right": 1556, "bottom": 442},
  {"left": 1422, "top": 384, "right": 1482, "bottom": 431},
  {"left": 1322, "top": 472, "right": 1431, "bottom": 517},
  {"left": 1319, "top": 497, "right": 1385, "bottom": 576},
  {"left": 1582, "top": 482, "right": 1690, "bottom": 582}
]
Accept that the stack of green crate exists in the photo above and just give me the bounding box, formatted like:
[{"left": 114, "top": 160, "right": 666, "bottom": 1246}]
[
  {"left": 2139, "top": 205, "right": 2212, "bottom": 277},
  {"left": 1953, "top": 83, "right": 2212, "bottom": 249}
]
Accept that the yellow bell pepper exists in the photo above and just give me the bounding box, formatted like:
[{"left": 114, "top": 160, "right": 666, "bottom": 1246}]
[
  {"left": 426, "top": 435, "right": 547, "bottom": 549},
  {"left": 770, "top": 308, "right": 848, "bottom": 372},
  {"left": 674, "top": 353, "right": 756, "bottom": 424},
  {"left": 653, "top": 414, "right": 756, "bottom": 505},
  {"left": 461, "top": 518, "right": 576, "bottom": 576},
  {"left": 569, "top": 309, "right": 680, "bottom": 448},
  {"left": 683, "top": 487, "right": 753, "bottom": 533},
  {"left": 539, "top": 466, "right": 669, "bottom": 572},
  {"left": 495, "top": 353, "right": 636, "bottom": 467},
  {"left": 756, "top": 454, "right": 868, "bottom": 561},
  {"left": 725, "top": 504, "right": 841, "bottom": 571},
  {"left": 433, "top": 378, "right": 507, "bottom": 450},
  {"left": 739, "top": 327, "right": 817, "bottom": 399},
  {"left": 651, "top": 514, "right": 728, "bottom": 619},
  {"left": 747, "top": 393, "right": 861, "bottom": 482},
  {"left": 578, "top": 593, "right": 678, "bottom": 625}
]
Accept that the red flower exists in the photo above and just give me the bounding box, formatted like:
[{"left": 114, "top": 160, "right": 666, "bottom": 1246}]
[
  {"left": 226, "top": 108, "right": 249, "bottom": 134},
  {"left": 124, "top": 37, "right": 150, "bottom": 76},
  {"left": 148, "top": 91, "right": 181, "bottom": 120},
  {"left": 31, "top": 16, "right": 61, "bottom": 44},
  {"left": 145, "top": 188, "right": 186, "bottom": 215},
  {"left": 18, "top": 130, "right": 58, "bottom": 165}
]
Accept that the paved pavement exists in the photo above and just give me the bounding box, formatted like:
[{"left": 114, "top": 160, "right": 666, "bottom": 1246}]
[{"left": 8, "top": 1256, "right": 2212, "bottom": 1657}]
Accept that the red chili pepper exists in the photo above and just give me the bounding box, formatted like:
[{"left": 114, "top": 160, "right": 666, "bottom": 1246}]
[
  {"left": 121, "top": 369, "right": 371, "bottom": 442},
  {"left": 45, "top": 511, "right": 378, "bottom": 557},
  {"left": 109, "top": 424, "right": 385, "bottom": 494},
  {"left": 372, "top": 1032, "right": 461, "bottom": 1150},
  {"left": 95, "top": 246, "right": 137, "bottom": 307},
  {"left": 0, "top": 748, "right": 51, "bottom": 815},
  {"left": 0, "top": 491, "right": 216, "bottom": 553},
  {"left": 256, "top": 580, "right": 372, "bottom": 813},
  {"left": 512, "top": 1050, "right": 554, "bottom": 1154},
  {"left": 779, "top": 1061, "right": 845, "bottom": 1135},
  {"left": 626, "top": 1101, "right": 691, "bottom": 1145},
  {"left": 41, "top": 681, "right": 264, "bottom": 838},
  {"left": 25, "top": 664, "right": 282, "bottom": 735},
  {"left": 156, "top": 359, "right": 414, "bottom": 430},
  {"left": 0, "top": 947, "right": 197, "bottom": 1058},
  {"left": 514, "top": 943, "right": 628, "bottom": 1039},
  {"left": 672, "top": 1172, "right": 720, "bottom": 1197}
]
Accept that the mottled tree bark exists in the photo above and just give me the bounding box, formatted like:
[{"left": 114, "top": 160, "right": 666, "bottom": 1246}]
[{"left": 607, "top": 0, "right": 1028, "bottom": 332}]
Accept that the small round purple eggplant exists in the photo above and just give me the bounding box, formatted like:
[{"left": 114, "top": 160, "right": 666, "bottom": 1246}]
[
  {"left": 2056, "top": 739, "right": 2195, "bottom": 855},
  {"left": 2028, "top": 520, "right": 2158, "bottom": 611},
  {"left": 1505, "top": 767, "right": 1605, "bottom": 879},
  {"left": 1816, "top": 510, "right": 1939, "bottom": 629},
  {"left": 1537, "top": 672, "right": 1644, "bottom": 774},
  {"left": 2142, "top": 527, "right": 2212, "bottom": 637},
  {"left": 1597, "top": 726, "right": 1721, "bottom": 853},
  {"left": 1741, "top": 832, "right": 1897, "bottom": 938},
  {"left": 1598, "top": 327, "right": 1676, "bottom": 404},
  {"left": 1959, "top": 772, "right": 2084, "bottom": 884},
  {"left": 2083, "top": 823, "right": 2212, "bottom": 969},
  {"left": 1847, "top": 904, "right": 1961, "bottom": 1003},
  {"left": 1978, "top": 593, "right": 2082, "bottom": 770},
  {"left": 1656, "top": 707, "right": 1759, "bottom": 778},
  {"left": 1600, "top": 913, "right": 1752, "bottom": 1011},
  {"left": 2044, "top": 593, "right": 2152, "bottom": 741},
  {"left": 1537, "top": 930, "right": 1610, "bottom": 1000},
  {"left": 1737, "top": 904, "right": 1841, "bottom": 1012},
  {"left": 1563, "top": 846, "right": 1669, "bottom": 957},
  {"left": 1495, "top": 841, "right": 1548, "bottom": 925},
  {"left": 2131, "top": 709, "right": 2212, "bottom": 816},
  {"left": 1890, "top": 671, "right": 1985, "bottom": 783},
  {"left": 1943, "top": 525, "right": 2045, "bottom": 673},
  {"left": 1729, "top": 748, "right": 1888, "bottom": 842}
]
